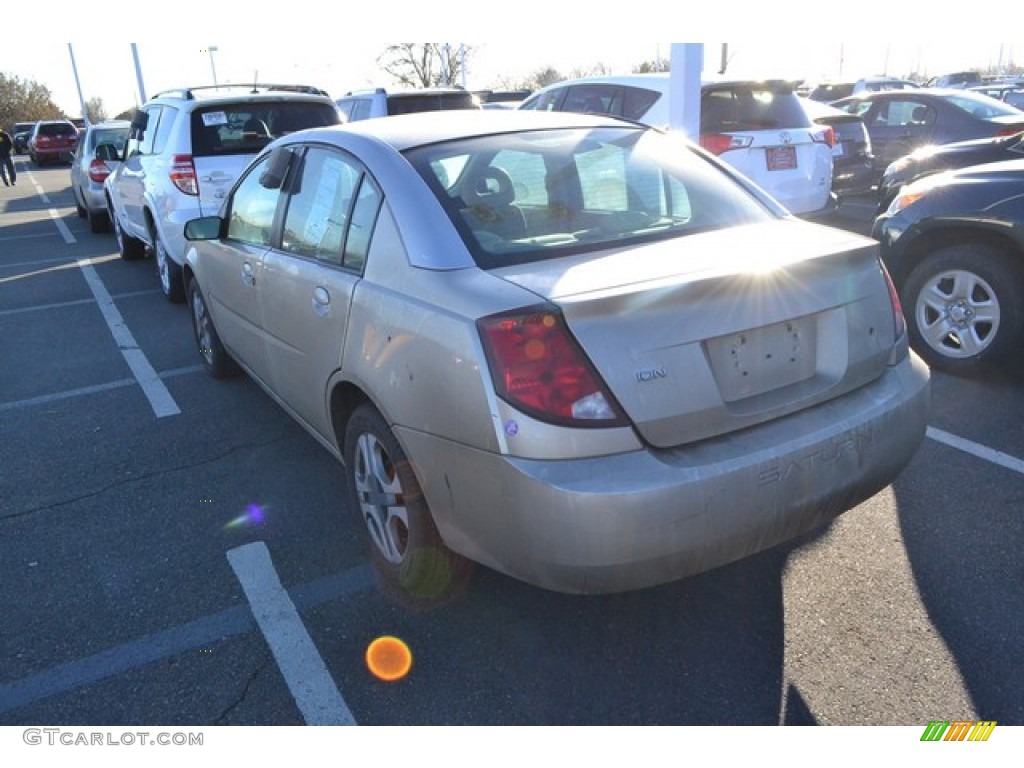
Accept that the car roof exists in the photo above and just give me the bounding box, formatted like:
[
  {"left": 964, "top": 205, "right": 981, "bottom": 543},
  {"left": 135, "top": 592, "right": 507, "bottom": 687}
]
[
  {"left": 286, "top": 109, "right": 642, "bottom": 152},
  {"left": 532, "top": 73, "right": 800, "bottom": 91},
  {"left": 147, "top": 85, "right": 334, "bottom": 107}
]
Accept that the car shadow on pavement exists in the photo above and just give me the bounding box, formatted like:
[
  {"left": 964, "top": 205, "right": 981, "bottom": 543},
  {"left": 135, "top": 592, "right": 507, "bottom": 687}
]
[
  {"left": 337, "top": 533, "right": 825, "bottom": 726},
  {"left": 892, "top": 408, "right": 1024, "bottom": 725}
]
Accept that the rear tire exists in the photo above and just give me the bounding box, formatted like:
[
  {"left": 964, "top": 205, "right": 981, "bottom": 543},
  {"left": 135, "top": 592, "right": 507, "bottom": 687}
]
[
  {"left": 902, "top": 243, "right": 1024, "bottom": 375},
  {"left": 87, "top": 206, "right": 110, "bottom": 233},
  {"left": 343, "top": 404, "right": 469, "bottom": 603},
  {"left": 152, "top": 227, "right": 185, "bottom": 303}
]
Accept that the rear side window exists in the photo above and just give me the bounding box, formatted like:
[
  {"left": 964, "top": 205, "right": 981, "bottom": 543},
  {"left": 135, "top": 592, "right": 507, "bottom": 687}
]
[
  {"left": 701, "top": 86, "right": 812, "bottom": 132},
  {"left": 190, "top": 101, "right": 339, "bottom": 157}
]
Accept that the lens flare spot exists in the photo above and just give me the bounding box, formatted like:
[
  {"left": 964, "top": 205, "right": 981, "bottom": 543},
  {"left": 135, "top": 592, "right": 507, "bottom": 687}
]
[
  {"left": 224, "top": 504, "right": 267, "bottom": 530},
  {"left": 366, "top": 636, "right": 413, "bottom": 682}
]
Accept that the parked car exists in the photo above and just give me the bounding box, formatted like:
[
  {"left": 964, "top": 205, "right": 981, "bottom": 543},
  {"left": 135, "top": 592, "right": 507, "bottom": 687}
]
[
  {"left": 69, "top": 117, "right": 88, "bottom": 133},
  {"left": 874, "top": 158, "right": 1024, "bottom": 374},
  {"left": 831, "top": 89, "right": 1024, "bottom": 184},
  {"left": 519, "top": 74, "right": 836, "bottom": 216},
  {"left": 800, "top": 96, "right": 874, "bottom": 195},
  {"left": 105, "top": 83, "right": 341, "bottom": 302},
  {"left": 28, "top": 119, "right": 79, "bottom": 165},
  {"left": 969, "top": 84, "right": 1024, "bottom": 109},
  {"left": 12, "top": 121, "right": 35, "bottom": 154},
  {"left": 924, "top": 71, "right": 983, "bottom": 90},
  {"left": 70, "top": 120, "right": 130, "bottom": 233},
  {"left": 807, "top": 77, "right": 919, "bottom": 102},
  {"left": 474, "top": 89, "right": 533, "bottom": 110},
  {"left": 335, "top": 87, "right": 481, "bottom": 122},
  {"left": 877, "top": 131, "right": 1024, "bottom": 211},
  {"left": 182, "top": 110, "right": 929, "bottom": 599}
]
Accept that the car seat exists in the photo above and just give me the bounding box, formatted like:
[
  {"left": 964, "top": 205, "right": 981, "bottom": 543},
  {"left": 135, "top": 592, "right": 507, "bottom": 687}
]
[{"left": 460, "top": 166, "right": 526, "bottom": 240}]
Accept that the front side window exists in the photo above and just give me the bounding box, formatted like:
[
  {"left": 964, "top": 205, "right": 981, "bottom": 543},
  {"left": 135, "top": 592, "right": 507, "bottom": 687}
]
[
  {"left": 406, "top": 126, "right": 770, "bottom": 268},
  {"left": 281, "top": 147, "right": 363, "bottom": 266},
  {"left": 226, "top": 154, "right": 285, "bottom": 246}
]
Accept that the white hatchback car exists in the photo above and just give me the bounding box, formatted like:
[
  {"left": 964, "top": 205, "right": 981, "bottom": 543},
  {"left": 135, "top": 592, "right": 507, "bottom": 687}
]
[
  {"left": 520, "top": 74, "right": 836, "bottom": 216},
  {"left": 105, "top": 84, "right": 340, "bottom": 302}
]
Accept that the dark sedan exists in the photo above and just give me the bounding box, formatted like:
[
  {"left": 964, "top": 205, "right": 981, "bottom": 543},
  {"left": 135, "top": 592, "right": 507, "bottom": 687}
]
[
  {"left": 800, "top": 96, "right": 874, "bottom": 195},
  {"left": 833, "top": 89, "right": 1024, "bottom": 185},
  {"left": 873, "top": 158, "right": 1024, "bottom": 375},
  {"left": 877, "top": 132, "right": 1024, "bottom": 211}
]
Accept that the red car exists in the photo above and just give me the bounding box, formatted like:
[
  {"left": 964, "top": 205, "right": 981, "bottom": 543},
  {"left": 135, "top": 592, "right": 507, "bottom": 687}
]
[{"left": 28, "top": 120, "right": 79, "bottom": 166}]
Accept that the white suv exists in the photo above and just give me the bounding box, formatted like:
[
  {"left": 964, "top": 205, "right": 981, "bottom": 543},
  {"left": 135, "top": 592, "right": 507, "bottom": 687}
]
[
  {"left": 105, "top": 84, "right": 340, "bottom": 301},
  {"left": 520, "top": 74, "right": 836, "bottom": 216}
]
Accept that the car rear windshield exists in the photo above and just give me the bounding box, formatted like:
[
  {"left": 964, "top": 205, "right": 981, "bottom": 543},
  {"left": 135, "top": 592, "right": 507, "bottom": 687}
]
[
  {"left": 701, "top": 85, "right": 812, "bottom": 132},
  {"left": 38, "top": 122, "right": 77, "bottom": 137},
  {"left": 14, "top": 122, "right": 34, "bottom": 133},
  {"left": 405, "top": 126, "right": 774, "bottom": 269},
  {"left": 387, "top": 92, "right": 480, "bottom": 116},
  {"left": 190, "top": 101, "right": 339, "bottom": 157},
  {"left": 92, "top": 128, "right": 129, "bottom": 153},
  {"left": 945, "top": 91, "right": 1023, "bottom": 118}
]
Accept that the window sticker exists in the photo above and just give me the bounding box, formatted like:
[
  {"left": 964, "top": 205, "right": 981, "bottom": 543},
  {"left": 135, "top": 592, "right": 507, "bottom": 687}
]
[{"left": 202, "top": 111, "right": 229, "bottom": 127}]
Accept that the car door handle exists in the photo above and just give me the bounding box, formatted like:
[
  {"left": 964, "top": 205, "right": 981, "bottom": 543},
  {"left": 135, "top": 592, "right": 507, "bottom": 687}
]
[
  {"left": 242, "top": 262, "right": 255, "bottom": 286},
  {"left": 312, "top": 286, "right": 330, "bottom": 317}
]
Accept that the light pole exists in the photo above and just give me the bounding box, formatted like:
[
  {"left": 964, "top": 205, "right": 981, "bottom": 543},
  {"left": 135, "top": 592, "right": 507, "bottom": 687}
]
[{"left": 208, "top": 46, "right": 219, "bottom": 87}]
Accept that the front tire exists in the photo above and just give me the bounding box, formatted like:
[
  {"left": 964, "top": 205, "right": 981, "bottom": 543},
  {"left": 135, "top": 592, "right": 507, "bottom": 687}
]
[
  {"left": 152, "top": 227, "right": 185, "bottom": 303},
  {"left": 188, "top": 278, "right": 240, "bottom": 379},
  {"left": 343, "top": 404, "right": 469, "bottom": 602},
  {"left": 902, "top": 243, "right": 1024, "bottom": 375}
]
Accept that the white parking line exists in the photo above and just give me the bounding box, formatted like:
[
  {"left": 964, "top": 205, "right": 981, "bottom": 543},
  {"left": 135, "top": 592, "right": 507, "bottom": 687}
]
[
  {"left": 22, "top": 169, "right": 76, "bottom": 245},
  {"left": 227, "top": 542, "right": 357, "bottom": 726},
  {"left": 927, "top": 426, "right": 1024, "bottom": 476},
  {"left": 77, "top": 258, "right": 181, "bottom": 418}
]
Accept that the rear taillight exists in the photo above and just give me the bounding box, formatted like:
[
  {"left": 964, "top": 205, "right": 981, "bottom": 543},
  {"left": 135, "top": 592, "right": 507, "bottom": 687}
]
[
  {"left": 880, "top": 259, "right": 907, "bottom": 342},
  {"left": 813, "top": 126, "right": 837, "bottom": 147},
  {"left": 87, "top": 159, "right": 110, "bottom": 183},
  {"left": 996, "top": 126, "right": 1024, "bottom": 137},
  {"left": 478, "top": 308, "right": 626, "bottom": 427},
  {"left": 170, "top": 154, "right": 198, "bottom": 196},
  {"left": 699, "top": 133, "right": 753, "bottom": 155}
]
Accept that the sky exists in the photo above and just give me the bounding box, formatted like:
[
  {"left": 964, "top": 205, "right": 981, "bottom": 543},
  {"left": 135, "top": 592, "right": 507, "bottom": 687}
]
[{"left": 2, "top": 40, "right": 1017, "bottom": 120}]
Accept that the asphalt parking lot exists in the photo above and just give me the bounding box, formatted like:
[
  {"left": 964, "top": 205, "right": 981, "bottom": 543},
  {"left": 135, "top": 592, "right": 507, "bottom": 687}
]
[{"left": 1, "top": 159, "right": 1022, "bottom": 728}]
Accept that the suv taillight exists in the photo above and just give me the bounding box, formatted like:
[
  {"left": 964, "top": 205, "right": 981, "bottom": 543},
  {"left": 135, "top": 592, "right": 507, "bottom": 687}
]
[
  {"left": 812, "top": 126, "right": 837, "bottom": 147},
  {"left": 170, "top": 154, "right": 198, "bottom": 196},
  {"left": 88, "top": 158, "right": 110, "bottom": 183},
  {"left": 477, "top": 307, "right": 626, "bottom": 427},
  {"left": 699, "top": 133, "right": 753, "bottom": 155}
]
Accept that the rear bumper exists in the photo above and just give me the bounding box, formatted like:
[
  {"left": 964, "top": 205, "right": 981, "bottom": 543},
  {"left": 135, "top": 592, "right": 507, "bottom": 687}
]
[{"left": 400, "top": 353, "right": 930, "bottom": 594}]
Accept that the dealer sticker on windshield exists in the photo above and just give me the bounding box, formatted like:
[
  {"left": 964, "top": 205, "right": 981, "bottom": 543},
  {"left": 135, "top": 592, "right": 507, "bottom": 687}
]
[{"left": 201, "top": 111, "right": 228, "bottom": 127}]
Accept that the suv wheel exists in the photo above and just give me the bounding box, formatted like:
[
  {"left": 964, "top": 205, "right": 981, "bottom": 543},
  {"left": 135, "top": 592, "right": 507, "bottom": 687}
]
[
  {"left": 152, "top": 228, "right": 185, "bottom": 303},
  {"left": 343, "top": 404, "right": 469, "bottom": 603},
  {"left": 902, "top": 243, "right": 1024, "bottom": 374},
  {"left": 111, "top": 205, "right": 146, "bottom": 261}
]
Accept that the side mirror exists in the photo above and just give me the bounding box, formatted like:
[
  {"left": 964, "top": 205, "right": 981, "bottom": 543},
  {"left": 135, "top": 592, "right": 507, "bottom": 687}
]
[
  {"left": 184, "top": 216, "right": 223, "bottom": 241},
  {"left": 130, "top": 110, "right": 148, "bottom": 132},
  {"left": 94, "top": 143, "right": 121, "bottom": 162},
  {"left": 259, "top": 146, "right": 294, "bottom": 190}
]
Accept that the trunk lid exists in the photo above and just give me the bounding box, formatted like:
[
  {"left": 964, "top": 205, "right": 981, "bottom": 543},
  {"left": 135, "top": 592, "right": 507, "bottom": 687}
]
[{"left": 491, "top": 220, "right": 898, "bottom": 447}]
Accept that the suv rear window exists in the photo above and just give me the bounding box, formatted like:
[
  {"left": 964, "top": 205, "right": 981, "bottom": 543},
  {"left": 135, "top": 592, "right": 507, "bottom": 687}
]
[
  {"left": 190, "top": 101, "right": 339, "bottom": 157},
  {"left": 387, "top": 92, "right": 479, "bottom": 116},
  {"left": 701, "top": 85, "right": 812, "bottom": 132},
  {"left": 38, "top": 122, "right": 77, "bottom": 137}
]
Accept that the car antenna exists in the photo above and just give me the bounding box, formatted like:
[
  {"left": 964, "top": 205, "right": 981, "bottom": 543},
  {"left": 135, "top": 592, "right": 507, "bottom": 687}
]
[{"left": 251, "top": 71, "right": 259, "bottom": 94}]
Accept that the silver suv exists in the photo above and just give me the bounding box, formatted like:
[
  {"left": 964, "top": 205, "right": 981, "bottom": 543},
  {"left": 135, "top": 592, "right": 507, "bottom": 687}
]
[
  {"left": 335, "top": 87, "right": 480, "bottom": 122},
  {"left": 105, "top": 84, "right": 340, "bottom": 301}
]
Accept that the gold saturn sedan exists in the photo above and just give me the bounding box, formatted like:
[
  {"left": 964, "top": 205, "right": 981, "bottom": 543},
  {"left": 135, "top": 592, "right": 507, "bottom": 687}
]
[{"left": 182, "top": 110, "right": 930, "bottom": 599}]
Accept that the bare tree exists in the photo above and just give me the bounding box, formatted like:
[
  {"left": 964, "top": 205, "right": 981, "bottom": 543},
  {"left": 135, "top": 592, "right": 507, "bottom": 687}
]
[
  {"left": 377, "top": 44, "right": 474, "bottom": 88},
  {"left": 84, "top": 97, "right": 108, "bottom": 125}
]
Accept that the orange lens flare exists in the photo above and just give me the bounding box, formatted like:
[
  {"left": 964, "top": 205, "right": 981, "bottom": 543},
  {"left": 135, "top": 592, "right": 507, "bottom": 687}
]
[{"left": 366, "top": 636, "right": 413, "bottom": 682}]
